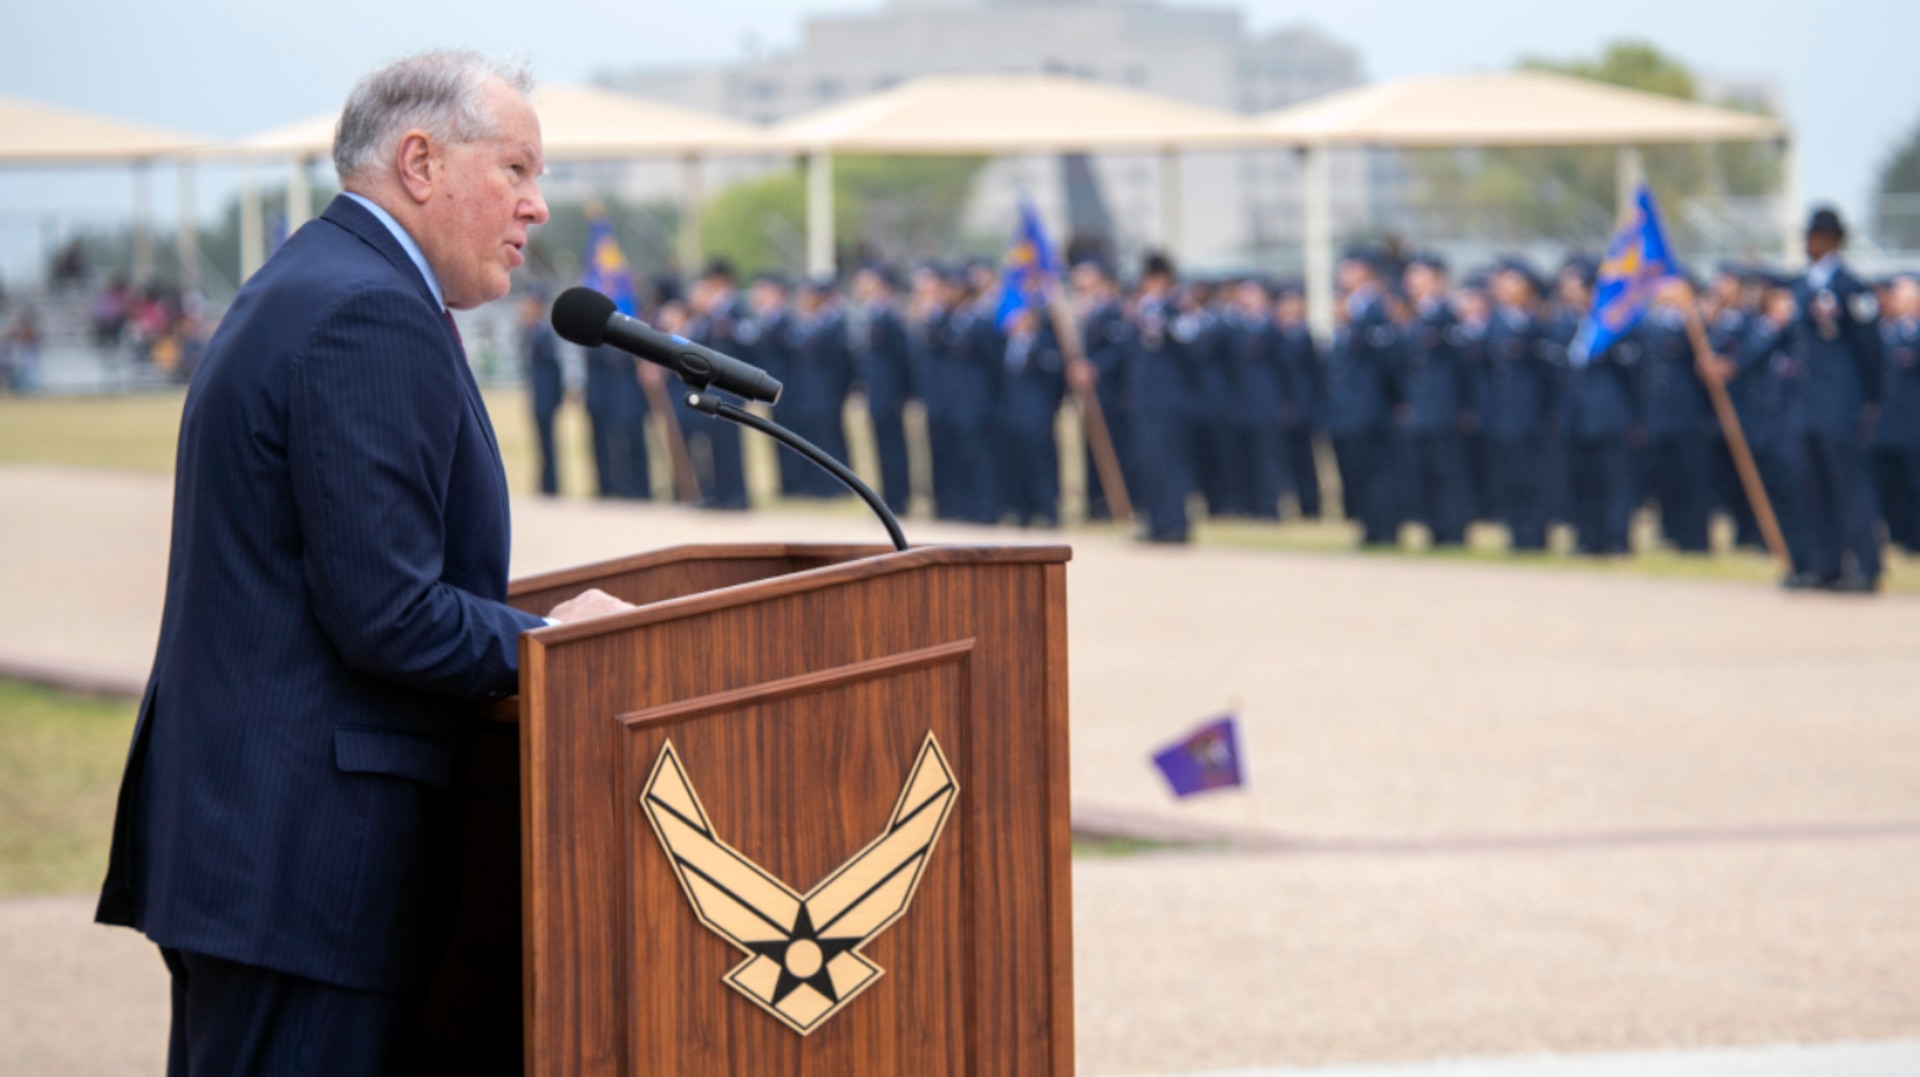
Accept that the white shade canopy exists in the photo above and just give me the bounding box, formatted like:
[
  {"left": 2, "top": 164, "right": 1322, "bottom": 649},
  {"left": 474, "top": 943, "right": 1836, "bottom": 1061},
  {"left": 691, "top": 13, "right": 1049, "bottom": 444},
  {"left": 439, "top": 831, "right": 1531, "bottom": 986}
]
[
  {"left": 0, "top": 94, "right": 207, "bottom": 162},
  {"left": 771, "top": 72, "right": 1256, "bottom": 154},
  {"left": 1256, "top": 70, "right": 1787, "bottom": 148},
  {"left": 224, "top": 83, "right": 767, "bottom": 161}
]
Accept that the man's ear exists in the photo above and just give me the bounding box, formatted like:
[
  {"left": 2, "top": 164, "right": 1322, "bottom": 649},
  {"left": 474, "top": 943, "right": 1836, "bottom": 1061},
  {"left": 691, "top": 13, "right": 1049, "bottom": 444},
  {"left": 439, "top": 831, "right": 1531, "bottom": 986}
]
[{"left": 395, "top": 129, "right": 437, "bottom": 205}]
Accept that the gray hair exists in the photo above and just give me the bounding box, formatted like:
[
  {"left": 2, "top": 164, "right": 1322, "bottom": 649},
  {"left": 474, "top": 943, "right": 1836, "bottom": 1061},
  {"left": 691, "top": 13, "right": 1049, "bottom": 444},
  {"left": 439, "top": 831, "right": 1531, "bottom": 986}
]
[{"left": 332, "top": 50, "right": 533, "bottom": 181}]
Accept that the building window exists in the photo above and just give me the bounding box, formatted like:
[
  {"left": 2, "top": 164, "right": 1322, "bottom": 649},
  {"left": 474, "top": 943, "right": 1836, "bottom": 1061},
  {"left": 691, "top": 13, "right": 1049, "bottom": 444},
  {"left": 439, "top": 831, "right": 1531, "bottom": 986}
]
[
  {"left": 812, "top": 76, "right": 842, "bottom": 101},
  {"left": 749, "top": 79, "right": 780, "bottom": 101}
]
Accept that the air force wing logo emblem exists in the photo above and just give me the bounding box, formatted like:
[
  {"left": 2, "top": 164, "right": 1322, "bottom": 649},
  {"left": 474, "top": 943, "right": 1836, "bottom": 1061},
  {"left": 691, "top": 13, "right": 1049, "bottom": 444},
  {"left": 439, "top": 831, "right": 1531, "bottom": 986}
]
[{"left": 641, "top": 734, "right": 957, "bottom": 1034}]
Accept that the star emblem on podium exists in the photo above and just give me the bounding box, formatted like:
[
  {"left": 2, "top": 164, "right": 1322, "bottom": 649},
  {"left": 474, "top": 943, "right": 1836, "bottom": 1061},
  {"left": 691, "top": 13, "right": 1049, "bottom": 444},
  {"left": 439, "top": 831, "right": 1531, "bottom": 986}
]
[{"left": 641, "top": 734, "right": 958, "bottom": 1034}]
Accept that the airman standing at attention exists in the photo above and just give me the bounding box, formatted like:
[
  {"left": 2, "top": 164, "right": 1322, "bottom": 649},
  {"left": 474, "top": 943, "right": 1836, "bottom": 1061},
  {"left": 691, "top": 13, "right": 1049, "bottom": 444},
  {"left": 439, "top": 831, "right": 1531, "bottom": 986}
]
[
  {"left": 1784, "top": 207, "right": 1884, "bottom": 592},
  {"left": 1395, "top": 254, "right": 1471, "bottom": 547},
  {"left": 1480, "top": 259, "right": 1554, "bottom": 551},
  {"left": 1872, "top": 274, "right": 1920, "bottom": 553},
  {"left": 1326, "top": 250, "right": 1402, "bottom": 547}
]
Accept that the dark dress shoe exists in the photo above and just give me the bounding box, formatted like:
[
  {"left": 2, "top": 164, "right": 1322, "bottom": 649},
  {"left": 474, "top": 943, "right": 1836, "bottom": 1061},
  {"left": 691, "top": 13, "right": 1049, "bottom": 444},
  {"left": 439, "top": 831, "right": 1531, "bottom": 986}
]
[{"left": 1831, "top": 572, "right": 1880, "bottom": 594}]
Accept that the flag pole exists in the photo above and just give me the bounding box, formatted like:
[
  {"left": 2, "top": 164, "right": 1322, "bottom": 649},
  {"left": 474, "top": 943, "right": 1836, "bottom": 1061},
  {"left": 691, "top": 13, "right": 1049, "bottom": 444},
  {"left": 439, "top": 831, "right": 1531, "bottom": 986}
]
[
  {"left": 640, "top": 369, "right": 703, "bottom": 504},
  {"left": 1677, "top": 285, "right": 1789, "bottom": 569},
  {"left": 1044, "top": 291, "right": 1134, "bottom": 525}
]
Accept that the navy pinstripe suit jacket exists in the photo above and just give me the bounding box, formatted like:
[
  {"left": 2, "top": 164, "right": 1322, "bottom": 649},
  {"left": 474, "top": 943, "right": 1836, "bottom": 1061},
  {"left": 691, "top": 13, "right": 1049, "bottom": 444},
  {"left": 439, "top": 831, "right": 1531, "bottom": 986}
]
[{"left": 96, "top": 194, "right": 546, "bottom": 994}]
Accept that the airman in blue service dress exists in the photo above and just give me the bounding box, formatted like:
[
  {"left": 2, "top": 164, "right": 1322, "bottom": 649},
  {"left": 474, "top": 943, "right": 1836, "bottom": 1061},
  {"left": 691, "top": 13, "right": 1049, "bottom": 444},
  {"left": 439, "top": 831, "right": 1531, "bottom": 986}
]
[
  {"left": 998, "top": 307, "right": 1068, "bottom": 527},
  {"left": 1327, "top": 253, "right": 1401, "bottom": 547},
  {"left": 1395, "top": 255, "right": 1472, "bottom": 546},
  {"left": 1704, "top": 269, "right": 1760, "bottom": 547},
  {"left": 682, "top": 260, "right": 752, "bottom": 509},
  {"left": 1638, "top": 289, "right": 1714, "bottom": 553},
  {"left": 520, "top": 292, "right": 566, "bottom": 496},
  {"left": 929, "top": 272, "right": 1004, "bottom": 524},
  {"left": 1871, "top": 275, "right": 1920, "bottom": 553},
  {"left": 1126, "top": 253, "right": 1195, "bottom": 543},
  {"left": 1479, "top": 260, "right": 1554, "bottom": 550},
  {"left": 1072, "top": 260, "right": 1136, "bottom": 522},
  {"left": 850, "top": 266, "right": 916, "bottom": 515},
  {"left": 1185, "top": 281, "right": 1245, "bottom": 517},
  {"left": 1735, "top": 283, "right": 1812, "bottom": 575},
  {"left": 785, "top": 280, "right": 855, "bottom": 498},
  {"left": 1274, "top": 286, "right": 1325, "bottom": 519},
  {"left": 1226, "top": 278, "right": 1290, "bottom": 520},
  {"left": 1785, "top": 208, "right": 1884, "bottom": 591}
]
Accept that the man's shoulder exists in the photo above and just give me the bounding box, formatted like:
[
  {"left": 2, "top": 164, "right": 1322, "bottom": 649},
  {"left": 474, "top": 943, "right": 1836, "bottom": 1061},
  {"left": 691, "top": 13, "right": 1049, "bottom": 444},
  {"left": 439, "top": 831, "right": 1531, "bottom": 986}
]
[{"left": 246, "top": 218, "right": 429, "bottom": 314}]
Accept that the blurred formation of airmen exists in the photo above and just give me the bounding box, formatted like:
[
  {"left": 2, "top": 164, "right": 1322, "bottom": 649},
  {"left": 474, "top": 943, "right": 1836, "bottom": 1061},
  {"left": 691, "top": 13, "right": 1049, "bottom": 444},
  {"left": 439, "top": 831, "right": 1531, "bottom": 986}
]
[
  {"left": 531, "top": 205, "right": 1910, "bottom": 593},
  {"left": 518, "top": 291, "right": 565, "bottom": 497}
]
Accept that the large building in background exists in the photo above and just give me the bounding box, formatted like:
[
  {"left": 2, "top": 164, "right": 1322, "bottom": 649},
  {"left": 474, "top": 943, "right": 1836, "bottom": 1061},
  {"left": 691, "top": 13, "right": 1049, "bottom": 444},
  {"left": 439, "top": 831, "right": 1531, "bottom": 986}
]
[{"left": 595, "top": 0, "right": 1381, "bottom": 274}]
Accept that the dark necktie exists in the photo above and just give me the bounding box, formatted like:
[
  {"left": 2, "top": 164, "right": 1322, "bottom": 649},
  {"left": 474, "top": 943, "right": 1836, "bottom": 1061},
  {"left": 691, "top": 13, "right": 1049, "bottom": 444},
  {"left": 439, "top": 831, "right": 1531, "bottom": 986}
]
[{"left": 443, "top": 309, "right": 464, "bottom": 355}]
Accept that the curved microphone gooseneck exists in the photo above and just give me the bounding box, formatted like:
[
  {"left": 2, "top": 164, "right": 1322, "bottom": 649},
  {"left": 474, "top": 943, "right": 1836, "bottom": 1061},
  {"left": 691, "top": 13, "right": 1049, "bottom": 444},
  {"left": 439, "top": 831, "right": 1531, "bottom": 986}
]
[{"left": 683, "top": 392, "right": 909, "bottom": 553}]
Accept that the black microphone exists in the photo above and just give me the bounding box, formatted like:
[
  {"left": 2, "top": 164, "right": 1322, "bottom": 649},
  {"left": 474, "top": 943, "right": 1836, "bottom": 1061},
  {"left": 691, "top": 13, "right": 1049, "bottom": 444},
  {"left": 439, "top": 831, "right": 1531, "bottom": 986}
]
[{"left": 551, "top": 287, "right": 783, "bottom": 404}]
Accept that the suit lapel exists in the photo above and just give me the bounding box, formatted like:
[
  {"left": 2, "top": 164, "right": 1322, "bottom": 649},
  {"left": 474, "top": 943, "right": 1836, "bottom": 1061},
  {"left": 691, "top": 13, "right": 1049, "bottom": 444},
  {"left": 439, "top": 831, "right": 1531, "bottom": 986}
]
[{"left": 320, "top": 195, "right": 441, "bottom": 311}]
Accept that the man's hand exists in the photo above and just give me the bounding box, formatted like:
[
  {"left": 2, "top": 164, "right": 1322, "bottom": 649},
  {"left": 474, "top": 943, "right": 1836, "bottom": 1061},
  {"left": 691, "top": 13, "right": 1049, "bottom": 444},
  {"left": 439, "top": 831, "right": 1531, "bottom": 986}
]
[
  {"left": 1067, "top": 359, "right": 1099, "bottom": 392},
  {"left": 546, "top": 587, "right": 635, "bottom": 623}
]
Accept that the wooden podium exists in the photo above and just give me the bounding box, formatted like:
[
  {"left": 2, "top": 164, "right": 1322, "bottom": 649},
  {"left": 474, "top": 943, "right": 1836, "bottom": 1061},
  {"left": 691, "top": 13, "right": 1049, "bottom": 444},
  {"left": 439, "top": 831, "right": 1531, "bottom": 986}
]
[{"left": 420, "top": 543, "right": 1075, "bottom": 1076}]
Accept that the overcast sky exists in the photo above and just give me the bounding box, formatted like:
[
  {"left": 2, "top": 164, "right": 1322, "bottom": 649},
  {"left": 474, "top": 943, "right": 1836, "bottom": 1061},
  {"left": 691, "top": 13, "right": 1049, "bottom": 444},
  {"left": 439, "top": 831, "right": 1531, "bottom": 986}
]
[{"left": 5, "top": 0, "right": 1918, "bottom": 265}]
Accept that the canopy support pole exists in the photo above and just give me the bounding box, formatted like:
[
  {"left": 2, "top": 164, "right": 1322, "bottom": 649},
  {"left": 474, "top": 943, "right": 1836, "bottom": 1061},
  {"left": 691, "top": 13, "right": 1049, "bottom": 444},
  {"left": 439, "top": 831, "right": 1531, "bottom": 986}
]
[
  {"left": 806, "top": 150, "right": 834, "bottom": 279},
  {"left": 1158, "top": 147, "right": 1181, "bottom": 261},
  {"left": 287, "top": 156, "right": 313, "bottom": 233},
  {"left": 1615, "top": 145, "right": 1643, "bottom": 220},
  {"left": 240, "top": 165, "right": 265, "bottom": 281},
  {"left": 1303, "top": 143, "right": 1333, "bottom": 340},
  {"left": 679, "top": 154, "right": 705, "bottom": 274},
  {"left": 1778, "top": 136, "right": 1800, "bottom": 267},
  {"left": 176, "top": 161, "right": 198, "bottom": 294},
  {"left": 132, "top": 159, "right": 154, "bottom": 284}
]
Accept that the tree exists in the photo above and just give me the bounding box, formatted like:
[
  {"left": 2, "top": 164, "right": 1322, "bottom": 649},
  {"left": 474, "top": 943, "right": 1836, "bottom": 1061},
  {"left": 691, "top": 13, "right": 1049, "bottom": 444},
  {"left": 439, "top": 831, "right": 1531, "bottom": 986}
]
[
  {"left": 1400, "top": 40, "right": 1780, "bottom": 250},
  {"left": 1874, "top": 117, "right": 1920, "bottom": 250},
  {"left": 702, "top": 155, "right": 988, "bottom": 278}
]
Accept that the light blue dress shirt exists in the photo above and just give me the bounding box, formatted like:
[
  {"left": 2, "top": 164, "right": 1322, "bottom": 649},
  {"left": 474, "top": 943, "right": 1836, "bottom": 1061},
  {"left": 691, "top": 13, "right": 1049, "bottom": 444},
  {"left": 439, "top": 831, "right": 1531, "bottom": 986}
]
[{"left": 342, "top": 191, "right": 445, "bottom": 311}]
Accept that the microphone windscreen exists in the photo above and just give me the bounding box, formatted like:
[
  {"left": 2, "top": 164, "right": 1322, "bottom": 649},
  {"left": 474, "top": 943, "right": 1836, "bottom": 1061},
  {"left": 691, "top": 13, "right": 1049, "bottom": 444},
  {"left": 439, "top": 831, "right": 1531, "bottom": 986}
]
[{"left": 551, "top": 287, "right": 617, "bottom": 346}]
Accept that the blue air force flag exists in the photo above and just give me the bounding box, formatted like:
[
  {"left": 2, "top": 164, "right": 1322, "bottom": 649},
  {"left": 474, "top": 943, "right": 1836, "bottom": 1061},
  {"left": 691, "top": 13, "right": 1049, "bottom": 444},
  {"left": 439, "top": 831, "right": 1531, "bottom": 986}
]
[
  {"left": 1571, "top": 183, "right": 1678, "bottom": 366},
  {"left": 994, "top": 196, "right": 1060, "bottom": 331},
  {"left": 582, "top": 211, "right": 639, "bottom": 317}
]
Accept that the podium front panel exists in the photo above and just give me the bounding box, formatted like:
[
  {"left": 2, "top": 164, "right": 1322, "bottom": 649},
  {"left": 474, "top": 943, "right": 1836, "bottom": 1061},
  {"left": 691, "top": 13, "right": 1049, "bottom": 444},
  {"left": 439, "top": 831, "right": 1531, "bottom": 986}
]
[{"left": 517, "top": 549, "right": 1072, "bottom": 1076}]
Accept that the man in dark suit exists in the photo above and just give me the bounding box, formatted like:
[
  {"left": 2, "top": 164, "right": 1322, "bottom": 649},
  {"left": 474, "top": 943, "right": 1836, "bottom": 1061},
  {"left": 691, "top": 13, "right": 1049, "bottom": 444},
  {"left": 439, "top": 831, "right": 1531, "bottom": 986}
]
[{"left": 96, "top": 51, "right": 627, "bottom": 1074}]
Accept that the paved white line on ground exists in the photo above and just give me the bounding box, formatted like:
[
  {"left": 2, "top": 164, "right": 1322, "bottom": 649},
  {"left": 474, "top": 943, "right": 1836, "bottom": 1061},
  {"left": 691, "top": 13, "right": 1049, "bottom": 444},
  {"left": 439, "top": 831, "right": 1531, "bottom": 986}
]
[{"left": 1144, "top": 1039, "right": 1920, "bottom": 1077}]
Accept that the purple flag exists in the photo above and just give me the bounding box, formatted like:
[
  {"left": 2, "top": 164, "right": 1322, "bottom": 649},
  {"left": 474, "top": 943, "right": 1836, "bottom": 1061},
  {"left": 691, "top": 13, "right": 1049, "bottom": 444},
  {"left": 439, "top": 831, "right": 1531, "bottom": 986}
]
[{"left": 1151, "top": 715, "right": 1244, "bottom": 798}]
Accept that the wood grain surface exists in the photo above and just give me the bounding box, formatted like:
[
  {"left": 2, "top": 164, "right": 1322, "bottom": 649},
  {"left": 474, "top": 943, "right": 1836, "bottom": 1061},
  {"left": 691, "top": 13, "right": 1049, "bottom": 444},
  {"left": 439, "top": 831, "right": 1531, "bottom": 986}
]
[{"left": 427, "top": 544, "right": 1074, "bottom": 1076}]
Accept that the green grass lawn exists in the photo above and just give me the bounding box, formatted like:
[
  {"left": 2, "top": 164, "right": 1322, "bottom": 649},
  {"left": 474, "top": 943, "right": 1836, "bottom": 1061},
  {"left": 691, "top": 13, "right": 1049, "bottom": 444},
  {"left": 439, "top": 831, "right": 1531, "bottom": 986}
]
[
  {"left": 0, "top": 680, "right": 137, "bottom": 896},
  {"left": 1, "top": 388, "right": 1914, "bottom": 592}
]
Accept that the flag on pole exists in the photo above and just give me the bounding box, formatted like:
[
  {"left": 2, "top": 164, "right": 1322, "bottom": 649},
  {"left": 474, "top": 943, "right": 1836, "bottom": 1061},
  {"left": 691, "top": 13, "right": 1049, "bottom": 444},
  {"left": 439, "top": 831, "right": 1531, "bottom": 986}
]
[
  {"left": 582, "top": 208, "right": 640, "bottom": 317},
  {"left": 1571, "top": 183, "right": 1679, "bottom": 366},
  {"left": 994, "top": 196, "right": 1060, "bottom": 330},
  {"left": 1150, "top": 714, "right": 1245, "bottom": 798}
]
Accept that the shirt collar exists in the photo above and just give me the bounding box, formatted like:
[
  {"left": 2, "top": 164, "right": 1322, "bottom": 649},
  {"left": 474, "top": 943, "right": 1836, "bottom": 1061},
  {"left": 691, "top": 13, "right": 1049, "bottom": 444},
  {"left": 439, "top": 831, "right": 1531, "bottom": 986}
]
[
  {"left": 343, "top": 191, "right": 445, "bottom": 311},
  {"left": 1807, "top": 251, "right": 1841, "bottom": 291}
]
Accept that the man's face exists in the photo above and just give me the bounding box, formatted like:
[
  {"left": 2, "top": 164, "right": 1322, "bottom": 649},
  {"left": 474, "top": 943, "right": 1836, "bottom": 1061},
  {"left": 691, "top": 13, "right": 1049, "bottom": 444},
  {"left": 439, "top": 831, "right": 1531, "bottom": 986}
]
[
  {"left": 1405, "top": 265, "right": 1440, "bottom": 302},
  {"left": 1491, "top": 271, "right": 1522, "bottom": 308},
  {"left": 1806, "top": 229, "right": 1839, "bottom": 263},
  {"left": 1892, "top": 278, "right": 1920, "bottom": 320},
  {"left": 420, "top": 79, "right": 549, "bottom": 311}
]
